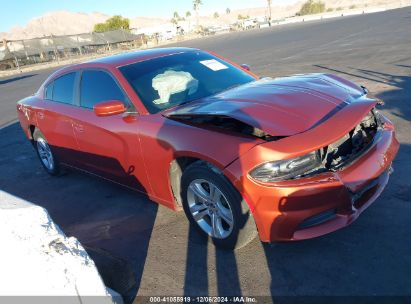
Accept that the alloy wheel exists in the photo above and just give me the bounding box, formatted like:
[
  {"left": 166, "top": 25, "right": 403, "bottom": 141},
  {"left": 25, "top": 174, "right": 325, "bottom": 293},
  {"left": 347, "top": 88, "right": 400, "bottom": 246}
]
[
  {"left": 36, "top": 138, "right": 55, "bottom": 171},
  {"left": 187, "top": 179, "right": 234, "bottom": 239}
]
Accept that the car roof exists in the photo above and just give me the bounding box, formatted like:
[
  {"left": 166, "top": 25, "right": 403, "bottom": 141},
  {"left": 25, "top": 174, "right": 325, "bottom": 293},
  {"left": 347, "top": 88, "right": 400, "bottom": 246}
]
[
  {"left": 86, "top": 47, "right": 199, "bottom": 67},
  {"left": 52, "top": 47, "right": 200, "bottom": 77},
  {"left": 42, "top": 47, "right": 202, "bottom": 87}
]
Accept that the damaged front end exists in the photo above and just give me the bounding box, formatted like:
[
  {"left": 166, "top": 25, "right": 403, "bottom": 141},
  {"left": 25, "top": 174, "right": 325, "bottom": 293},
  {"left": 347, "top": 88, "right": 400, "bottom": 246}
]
[
  {"left": 320, "top": 108, "right": 382, "bottom": 171},
  {"left": 165, "top": 114, "right": 284, "bottom": 141},
  {"left": 300, "top": 108, "right": 383, "bottom": 178},
  {"left": 249, "top": 108, "right": 383, "bottom": 183},
  {"left": 166, "top": 102, "right": 384, "bottom": 183}
]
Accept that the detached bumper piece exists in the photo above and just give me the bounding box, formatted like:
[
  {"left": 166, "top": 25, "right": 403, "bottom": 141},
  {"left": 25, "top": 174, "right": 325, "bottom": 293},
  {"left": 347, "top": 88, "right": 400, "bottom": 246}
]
[
  {"left": 292, "top": 164, "right": 393, "bottom": 241},
  {"left": 298, "top": 209, "right": 337, "bottom": 230},
  {"left": 351, "top": 167, "right": 392, "bottom": 209},
  {"left": 297, "top": 166, "right": 392, "bottom": 232}
]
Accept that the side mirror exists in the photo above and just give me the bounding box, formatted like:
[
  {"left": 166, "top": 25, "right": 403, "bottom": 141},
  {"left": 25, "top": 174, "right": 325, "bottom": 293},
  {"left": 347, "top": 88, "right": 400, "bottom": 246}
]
[
  {"left": 93, "top": 100, "right": 126, "bottom": 117},
  {"left": 240, "top": 64, "right": 251, "bottom": 71}
]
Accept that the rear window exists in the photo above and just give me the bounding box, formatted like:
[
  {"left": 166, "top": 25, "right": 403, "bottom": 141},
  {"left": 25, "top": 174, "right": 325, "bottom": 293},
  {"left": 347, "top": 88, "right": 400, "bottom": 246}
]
[{"left": 52, "top": 72, "right": 76, "bottom": 104}]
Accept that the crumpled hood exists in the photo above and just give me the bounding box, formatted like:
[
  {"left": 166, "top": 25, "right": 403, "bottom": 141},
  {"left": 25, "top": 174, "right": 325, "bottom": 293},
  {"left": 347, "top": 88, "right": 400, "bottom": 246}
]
[{"left": 164, "top": 73, "right": 366, "bottom": 137}]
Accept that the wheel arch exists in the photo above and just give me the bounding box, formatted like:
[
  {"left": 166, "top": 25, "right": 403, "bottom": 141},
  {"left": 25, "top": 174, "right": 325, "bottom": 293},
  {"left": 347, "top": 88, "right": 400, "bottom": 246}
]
[
  {"left": 29, "top": 124, "right": 36, "bottom": 140},
  {"left": 174, "top": 154, "right": 258, "bottom": 249},
  {"left": 168, "top": 153, "right": 243, "bottom": 209}
]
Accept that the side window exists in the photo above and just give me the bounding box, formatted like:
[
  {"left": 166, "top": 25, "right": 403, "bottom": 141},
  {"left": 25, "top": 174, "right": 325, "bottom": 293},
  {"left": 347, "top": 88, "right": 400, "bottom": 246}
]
[
  {"left": 80, "top": 70, "right": 126, "bottom": 109},
  {"left": 53, "top": 72, "right": 76, "bottom": 104},
  {"left": 45, "top": 82, "right": 53, "bottom": 100}
]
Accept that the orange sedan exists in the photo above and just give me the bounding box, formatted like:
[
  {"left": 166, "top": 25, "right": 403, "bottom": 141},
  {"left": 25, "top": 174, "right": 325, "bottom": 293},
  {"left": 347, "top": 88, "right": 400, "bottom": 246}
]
[{"left": 16, "top": 48, "right": 399, "bottom": 249}]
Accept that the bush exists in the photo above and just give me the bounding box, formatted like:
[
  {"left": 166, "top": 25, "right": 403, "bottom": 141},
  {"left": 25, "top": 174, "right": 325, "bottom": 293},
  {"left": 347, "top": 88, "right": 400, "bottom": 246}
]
[
  {"left": 93, "top": 15, "right": 130, "bottom": 33},
  {"left": 326, "top": 8, "right": 334, "bottom": 12},
  {"left": 336, "top": 7, "right": 343, "bottom": 11},
  {"left": 299, "top": 0, "right": 326, "bottom": 16},
  {"left": 237, "top": 14, "right": 249, "bottom": 20},
  {"left": 349, "top": 5, "right": 357, "bottom": 9}
]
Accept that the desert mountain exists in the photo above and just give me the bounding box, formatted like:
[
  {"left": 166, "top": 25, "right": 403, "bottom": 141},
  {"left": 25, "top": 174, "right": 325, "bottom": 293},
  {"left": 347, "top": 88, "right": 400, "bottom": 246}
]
[
  {"left": 0, "top": 0, "right": 406, "bottom": 40},
  {"left": 1, "top": 11, "right": 170, "bottom": 40}
]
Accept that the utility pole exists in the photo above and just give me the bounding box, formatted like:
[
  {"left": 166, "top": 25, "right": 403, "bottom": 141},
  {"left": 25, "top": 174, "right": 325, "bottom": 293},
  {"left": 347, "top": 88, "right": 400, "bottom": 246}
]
[
  {"left": 267, "top": 0, "right": 272, "bottom": 22},
  {"left": 76, "top": 35, "right": 82, "bottom": 55},
  {"left": 50, "top": 34, "right": 59, "bottom": 63},
  {"left": 13, "top": 54, "right": 20, "bottom": 72},
  {"left": 21, "top": 39, "right": 28, "bottom": 60}
]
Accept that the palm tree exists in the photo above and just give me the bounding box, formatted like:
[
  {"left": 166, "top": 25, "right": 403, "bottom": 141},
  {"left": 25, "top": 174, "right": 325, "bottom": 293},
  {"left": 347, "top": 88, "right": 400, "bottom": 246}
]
[
  {"left": 213, "top": 12, "right": 219, "bottom": 19},
  {"left": 186, "top": 11, "right": 192, "bottom": 31},
  {"left": 173, "top": 11, "right": 180, "bottom": 19},
  {"left": 226, "top": 8, "right": 231, "bottom": 15},
  {"left": 193, "top": 0, "right": 203, "bottom": 30},
  {"left": 267, "top": 0, "right": 272, "bottom": 21}
]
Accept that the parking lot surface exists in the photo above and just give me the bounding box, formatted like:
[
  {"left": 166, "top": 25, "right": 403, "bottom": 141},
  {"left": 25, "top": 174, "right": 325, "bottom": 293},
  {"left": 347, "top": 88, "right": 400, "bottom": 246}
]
[{"left": 1, "top": 7, "right": 410, "bottom": 303}]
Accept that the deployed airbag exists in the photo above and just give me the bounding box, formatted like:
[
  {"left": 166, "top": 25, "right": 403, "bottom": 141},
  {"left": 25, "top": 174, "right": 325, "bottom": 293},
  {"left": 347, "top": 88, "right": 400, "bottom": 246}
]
[{"left": 152, "top": 70, "right": 198, "bottom": 104}]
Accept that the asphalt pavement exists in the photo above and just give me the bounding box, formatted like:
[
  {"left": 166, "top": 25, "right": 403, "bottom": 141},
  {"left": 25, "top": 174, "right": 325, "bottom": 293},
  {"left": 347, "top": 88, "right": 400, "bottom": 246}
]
[{"left": 0, "top": 7, "right": 410, "bottom": 303}]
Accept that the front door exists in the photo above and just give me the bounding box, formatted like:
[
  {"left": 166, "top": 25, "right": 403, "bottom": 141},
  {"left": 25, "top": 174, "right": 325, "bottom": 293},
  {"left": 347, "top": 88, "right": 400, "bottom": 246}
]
[{"left": 71, "top": 69, "right": 150, "bottom": 193}]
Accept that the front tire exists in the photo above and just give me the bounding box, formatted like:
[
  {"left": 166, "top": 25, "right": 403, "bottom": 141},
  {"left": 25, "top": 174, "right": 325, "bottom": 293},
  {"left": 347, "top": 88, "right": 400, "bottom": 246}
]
[
  {"left": 181, "top": 161, "right": 257, "bottom": 250},
  {"left": 33, "top": 129, "right": 60, "bottom": 176}
]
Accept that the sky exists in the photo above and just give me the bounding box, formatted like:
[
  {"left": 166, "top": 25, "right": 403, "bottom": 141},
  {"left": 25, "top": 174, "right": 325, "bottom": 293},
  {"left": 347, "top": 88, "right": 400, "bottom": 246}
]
[{"left": 0, "top": 0, "right": 298, "bottom": 32}]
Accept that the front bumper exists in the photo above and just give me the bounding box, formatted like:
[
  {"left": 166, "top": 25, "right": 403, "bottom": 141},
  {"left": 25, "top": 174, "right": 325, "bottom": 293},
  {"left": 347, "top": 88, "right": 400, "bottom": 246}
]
[{"left": 224, "top": 118, "right": 399, "bottom": 242}]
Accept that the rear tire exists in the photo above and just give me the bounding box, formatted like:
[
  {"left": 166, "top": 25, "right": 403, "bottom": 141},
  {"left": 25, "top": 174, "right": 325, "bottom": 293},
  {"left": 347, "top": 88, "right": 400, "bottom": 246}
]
[
  {"left": 33, "top": 129, "right": 60, "bottom": 176},
  {"left": 181, "top": 161, "right": 257, "bottom": 250}
]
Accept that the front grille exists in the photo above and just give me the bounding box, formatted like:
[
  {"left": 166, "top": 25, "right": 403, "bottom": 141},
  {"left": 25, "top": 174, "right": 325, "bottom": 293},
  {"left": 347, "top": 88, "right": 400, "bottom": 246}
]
[{"left": 320, "top": 109, "right": 381, "bottom": 170}]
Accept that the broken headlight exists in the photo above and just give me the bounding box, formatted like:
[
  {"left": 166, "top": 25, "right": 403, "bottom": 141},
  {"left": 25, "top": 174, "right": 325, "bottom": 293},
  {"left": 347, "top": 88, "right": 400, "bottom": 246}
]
[{"left": 249, "top": 151, "right": 321, "bottom": 182}]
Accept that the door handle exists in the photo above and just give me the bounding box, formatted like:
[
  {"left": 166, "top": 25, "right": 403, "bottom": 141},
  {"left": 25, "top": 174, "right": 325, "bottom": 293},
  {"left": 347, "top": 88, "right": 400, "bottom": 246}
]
[{"left": 74, "top": 124, "right": 84, "bottom": 133}]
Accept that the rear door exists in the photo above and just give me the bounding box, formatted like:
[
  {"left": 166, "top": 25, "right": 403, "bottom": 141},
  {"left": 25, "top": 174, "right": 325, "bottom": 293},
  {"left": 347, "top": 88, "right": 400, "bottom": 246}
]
[
  {"left": 37, "top": 71, "right": 83, "bottom": 166},
  {"left": 71, "top": 68, "right": 149, "bottom": 192}
]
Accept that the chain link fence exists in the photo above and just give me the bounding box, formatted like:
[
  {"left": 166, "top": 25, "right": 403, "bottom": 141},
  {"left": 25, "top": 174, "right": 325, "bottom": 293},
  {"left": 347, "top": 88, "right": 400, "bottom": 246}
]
[
  {"left": 2, "top": 2, "right": 406, "bottom": 73},
  {"left": 0, "top": 29, "right": 145, "bottom": 71}
]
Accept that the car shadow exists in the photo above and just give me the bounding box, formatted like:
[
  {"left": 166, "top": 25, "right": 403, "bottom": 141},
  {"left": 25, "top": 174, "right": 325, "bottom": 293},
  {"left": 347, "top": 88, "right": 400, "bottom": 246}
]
[
  {"left": 183, "top": 228, "right": 242, "bottom": 297},
  {"left": 152, "top": 101, "right": 261, "bottom": 298},
  {"left": 0, "top": 122, "right": 157, "bottom": 303}
]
